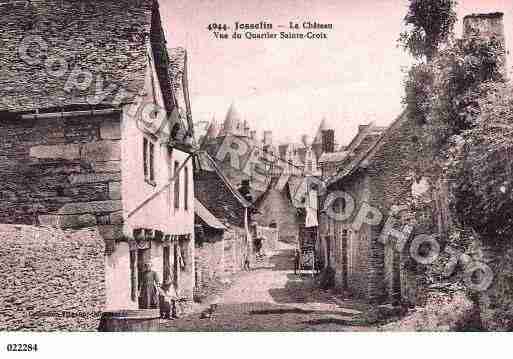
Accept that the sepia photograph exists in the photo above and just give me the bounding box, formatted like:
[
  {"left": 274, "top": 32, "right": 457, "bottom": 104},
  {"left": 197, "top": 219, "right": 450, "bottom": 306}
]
[{"left": 0, "top": 0, "right": 512, "bottom": 356}]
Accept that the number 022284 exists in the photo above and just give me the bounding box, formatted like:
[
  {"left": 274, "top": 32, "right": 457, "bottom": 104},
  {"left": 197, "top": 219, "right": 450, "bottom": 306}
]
[{"left": 6, "top": 343, "right": 38, "bottom": 352}]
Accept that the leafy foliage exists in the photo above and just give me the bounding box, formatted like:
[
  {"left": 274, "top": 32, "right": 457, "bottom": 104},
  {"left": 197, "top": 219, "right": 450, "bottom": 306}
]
[
  {"left": 426, "top": 36, "right": 506, "bottom": 147},
  {"left": 399, "top": 0, "right": 458, "bottom": 60},
  {"left": 402, "top": 10, "right": 509, "bottom": 240},
  {"left": 403, "top": 63, "right": 433, "bottom": 125},
  {"left": 453, "top": 83, "right": 513, "bottom": 239}
]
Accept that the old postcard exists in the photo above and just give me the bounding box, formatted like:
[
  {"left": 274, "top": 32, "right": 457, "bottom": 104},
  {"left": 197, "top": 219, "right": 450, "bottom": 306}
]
[{"left": 0, "top": 0, "right": 512, "bottom": 355}]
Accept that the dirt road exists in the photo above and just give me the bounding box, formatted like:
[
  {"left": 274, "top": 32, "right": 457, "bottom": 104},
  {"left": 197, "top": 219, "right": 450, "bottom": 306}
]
[{"left": 160, "top": 241, "right": 373, "bottom": 331}]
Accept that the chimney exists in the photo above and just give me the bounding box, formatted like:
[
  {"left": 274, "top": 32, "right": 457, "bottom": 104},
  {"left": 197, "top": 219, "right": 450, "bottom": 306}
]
[
  {"left": 263, "top": 130, "right": 272, "bottom": 145},
  {"left": 358, "top": 124, "right": 370, "bottom": 133},
  {"left": 243, "top": 120, "right": 250, "bottom": 137},
  {"left": 463, "top": 12, "right": 507, "bottom": 76},
  {"left": 321, "top": 129, "right": 335, "bottom": 153}
]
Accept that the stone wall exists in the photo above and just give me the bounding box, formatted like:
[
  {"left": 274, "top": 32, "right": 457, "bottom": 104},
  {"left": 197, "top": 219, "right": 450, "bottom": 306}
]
[
  {"left": 195, "top": 232, "right": 225, "bottom": 288},
  {"left": 0, "top": 113, "right": 123, "bottom": 243},
  {"left": 0, "top": 224, "right": 105, "bottom": 331},
  {"left": 195, "top": 225, "right": 251, "bottom": 286},
  {"left": 367, "top": 112, "right": 430, "bottom": 304},
  {"left": 223, "top": 228, "right": 249, "bottom": 273}
]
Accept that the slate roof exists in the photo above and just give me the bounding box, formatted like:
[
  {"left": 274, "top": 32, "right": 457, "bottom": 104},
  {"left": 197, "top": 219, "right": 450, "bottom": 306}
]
[
  {"left": 0, "top": 0, "right": 164, "bottom": 113},
  {"left": 194, "top": 152, "right": 253, "bottom": 228},
  {"left": 326, "top": 116, "right": 404, "bottom": 187},
  {"left": 223, "top": 102, "right": 243, "bottom": 133},
  {"left": 168, "top": 47, "right": 187, "bottom": 113},
  {"left": 199, "top": 152, "right": 252, "bottom": 207},
  {"left": 194, "top": 198, "right": 227, "bottom": 230}
]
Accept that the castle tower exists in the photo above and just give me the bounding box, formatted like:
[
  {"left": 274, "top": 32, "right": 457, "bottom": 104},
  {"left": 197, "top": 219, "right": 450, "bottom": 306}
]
[
  {"left": 321, "top": 129, "right": 335, "bottom": 153},
  {"left": 312, "top": 118, "right": 330, "bottom": 158}
]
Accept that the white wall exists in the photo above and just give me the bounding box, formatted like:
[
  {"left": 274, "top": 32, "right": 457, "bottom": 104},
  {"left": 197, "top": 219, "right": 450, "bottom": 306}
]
[
  {"left": 120, "top": 63, "right": 194, "bottom": 235},
  {"left": 105, "top": 242, "right": 135, "bottom": 311},
  {"left": 106, "top": 46, "right": 195, "bottom": 310}
]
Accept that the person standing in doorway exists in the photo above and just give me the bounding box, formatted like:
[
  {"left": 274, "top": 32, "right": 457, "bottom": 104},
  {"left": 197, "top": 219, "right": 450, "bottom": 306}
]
[{"left": 138, "top": 262, "right": 160, "bottom": 309}]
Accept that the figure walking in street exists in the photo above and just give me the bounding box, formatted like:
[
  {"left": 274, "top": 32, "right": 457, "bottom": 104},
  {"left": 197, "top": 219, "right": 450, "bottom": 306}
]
[
  {"left": 243, "top": 249, "right": 251, "bottom": 271},
  {"left": 294, "top": 248, "right": 300, "bottom": 275},
  {"left": 138, "top": 262, "right": 160, "bottom": 309}
]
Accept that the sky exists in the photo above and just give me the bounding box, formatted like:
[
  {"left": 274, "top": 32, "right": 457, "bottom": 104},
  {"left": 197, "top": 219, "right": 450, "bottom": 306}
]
[{"left": 160, "top": 0, "right": 513, "bottom": 146}]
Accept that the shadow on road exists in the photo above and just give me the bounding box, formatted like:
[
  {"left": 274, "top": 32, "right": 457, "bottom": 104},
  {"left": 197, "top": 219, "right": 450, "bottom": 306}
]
[
  {"left": 267, "top": 245, "right": 296, "bottom": 271},
  {"left": 265, "top": 244, "right": 336, "bottom": 307},
  {"left": 160, "top": 301, "right": 369, "bottom": 331}
]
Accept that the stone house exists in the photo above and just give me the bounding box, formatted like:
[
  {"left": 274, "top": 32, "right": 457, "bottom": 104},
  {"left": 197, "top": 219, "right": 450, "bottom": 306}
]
[
  {"left": 321, "top": 115, "right": 450, "bottom": 303},
  {"left": 254, "top": 127, "right": 339, "bottom": 248},
  {"left": 320, "top": 121, "right": 396, "bottom": 302},
  {"left": 194, "top": 153, "right": 253, "bottom": 287},
  {"left": 254, "top": 177, "right": 301, "bottom": 244},
  {"left": 319, "top": 12, "right": 509, "bottom": 307},
  {"left": 0, "top": 0, "right": 196, "bottom": 311}
]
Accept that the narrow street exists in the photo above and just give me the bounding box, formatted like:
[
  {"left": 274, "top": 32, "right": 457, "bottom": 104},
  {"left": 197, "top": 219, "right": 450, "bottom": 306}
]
[{"left": 161, "top": 242, "right": 374, "bottom": 331}]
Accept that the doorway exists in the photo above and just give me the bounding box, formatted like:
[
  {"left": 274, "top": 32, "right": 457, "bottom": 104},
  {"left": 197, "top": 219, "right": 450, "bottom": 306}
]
[{"left": 137, "top": 248, "right": 151, "bottom": 309}]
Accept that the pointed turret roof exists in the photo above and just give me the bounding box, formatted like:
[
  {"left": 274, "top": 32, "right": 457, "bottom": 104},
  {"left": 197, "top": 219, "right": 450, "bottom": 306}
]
[
  {"left": 204, "top": 118, "right": 219, "bottom": 141},
  {"left": 313, "top": 117, "right": 330, "bottom": 143},
  {"left": 224, "top": 102, "right": 242, "bottom": 133}
]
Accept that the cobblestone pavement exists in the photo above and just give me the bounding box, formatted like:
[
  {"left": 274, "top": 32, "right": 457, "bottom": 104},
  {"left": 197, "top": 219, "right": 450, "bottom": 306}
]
[{"left": 160, "top": 242, "right": 375, "bottom": 331}]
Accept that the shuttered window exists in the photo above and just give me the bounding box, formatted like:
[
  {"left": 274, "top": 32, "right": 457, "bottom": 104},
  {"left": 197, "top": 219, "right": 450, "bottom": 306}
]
[
  {"left": 143, "top": 137, "right": 155, "bottom": 184},
  {"left": 184, "top": 166, "right": 189, "bottom": 211},
  {"left": 174, "top": 161, "right": 180, "bottom": 209}
]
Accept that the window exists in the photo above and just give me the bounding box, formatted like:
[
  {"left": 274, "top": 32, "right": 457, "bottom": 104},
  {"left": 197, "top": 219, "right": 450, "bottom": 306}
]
[
  {"left": 174, "top": 161, "right": 180, "bottom": 209},
  {"left": 143, "top": 137, "right": 155, "bottom": 184},
  {"left": 184, "top": 166, "right": 189, "bottom": 211}
]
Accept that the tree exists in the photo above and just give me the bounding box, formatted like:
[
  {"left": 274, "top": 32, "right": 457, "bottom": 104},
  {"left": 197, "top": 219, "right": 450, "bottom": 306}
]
[
  {"left": 399, "top": 0, "right": 458, "bottom": 61},
  {"left": 428, "top": 36, "right": 506, "bottom": 147},
  {"left": 453, "top": 83, "right": 513, "bottom": 241}
]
